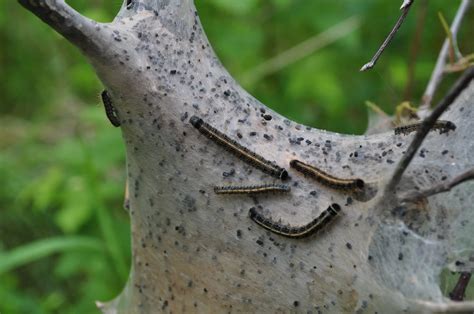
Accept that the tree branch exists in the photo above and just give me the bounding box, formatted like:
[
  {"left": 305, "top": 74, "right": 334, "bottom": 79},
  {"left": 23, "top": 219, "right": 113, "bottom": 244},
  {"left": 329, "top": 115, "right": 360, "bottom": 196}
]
[
  {"left": 360, "top": 0, "right": 415, "bottom": 72},
  {"left": 385, "top": 67, "right": 474, "bottom": 194},
  {"left": 17, "top": 0, "right": 104, "bottom": 60},
  {"left": 416, "top": 300, "right": 474, "bottom": 312},
  {"left": 401, "top": 168, "right": 474, "bottom": 202},
  {"left": 450, "top": 272, "right": 472, "bottom": 301},
  {"left": 420, "top": 0, "right": 472, "bottom": 110}
]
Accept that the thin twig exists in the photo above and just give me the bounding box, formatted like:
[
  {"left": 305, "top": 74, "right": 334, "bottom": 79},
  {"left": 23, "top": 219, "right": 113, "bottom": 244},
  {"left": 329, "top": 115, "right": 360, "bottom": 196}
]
[
  {"left": 450, "top": 272, "right": 472, "bottom": 301},
  {"left": 401, "top": 168, "right": 474, "bottom": 202},
  {"left": 385, "top": 67, "right": 474, "bottom": 195},
  {"left": 417, "top": 300, "right": 474, "bottom": 312},
  {"left": 420, "top": 0, "right": 472, "bottom": 110},
  {"left": 360, "top": 0, "right": 415, "bottom": 72}
]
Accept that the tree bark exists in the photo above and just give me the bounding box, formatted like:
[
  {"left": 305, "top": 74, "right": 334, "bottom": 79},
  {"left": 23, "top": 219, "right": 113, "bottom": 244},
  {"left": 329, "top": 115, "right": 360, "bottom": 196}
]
[{"left": 19, "top": 1, "right": 474, "bottom": 312}]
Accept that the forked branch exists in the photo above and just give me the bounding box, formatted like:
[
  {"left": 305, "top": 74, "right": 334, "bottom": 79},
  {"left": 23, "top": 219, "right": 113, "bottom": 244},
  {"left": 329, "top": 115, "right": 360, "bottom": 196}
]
[
  {"left": 401, "top": 168, "right": 474, "bottom": 202},
  {"left": 385, "top": 67, "right": 474, "bottom": 194}
]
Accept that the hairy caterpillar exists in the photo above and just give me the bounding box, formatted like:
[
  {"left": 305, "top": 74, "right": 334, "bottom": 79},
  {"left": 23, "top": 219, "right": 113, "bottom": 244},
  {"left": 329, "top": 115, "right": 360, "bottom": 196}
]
[
  {"left": 290, "top": 160, "right": 364, "bottom": 191},
  {"left": 214, "top": 184, "right": 290, "bottom": 195},
  {"left": 249, "top": 203, "right": 341, "bottom": 238},
  {"left": 394, "top": 120, "right": 456, "bottom": 135},
  {"left": 189, "top": 116, "right": 288, "bottom": 180},
  {"left": 101, "top": 90, "right": 121, "bottom": 127}
]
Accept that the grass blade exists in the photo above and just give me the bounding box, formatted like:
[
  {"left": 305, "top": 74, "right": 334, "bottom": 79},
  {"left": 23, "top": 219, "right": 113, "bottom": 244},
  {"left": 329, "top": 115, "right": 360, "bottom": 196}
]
[{"left": 0, "top": 236, "right": 103, "bottom": 275}]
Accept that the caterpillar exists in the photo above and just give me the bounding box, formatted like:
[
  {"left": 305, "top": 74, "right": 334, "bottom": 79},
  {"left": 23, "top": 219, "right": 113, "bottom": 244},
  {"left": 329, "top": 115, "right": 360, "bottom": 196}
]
[
  {"left": 249, "top": 203, "right": 341, "bottom": 239},
  {"left": 101, "top": 90, "right": 121, "bottom": 127},
  {"left": 214, "top": 184, "right": 290, "bottom": 195},
  {"left": 290, "top": 160, "right": 364, "bottom": 191},
  {"left": 394, "top": 120, "right": 456, "bottom": 136},
  {"left": 189, "top": 116, "right": 288, "bottom": 180}
]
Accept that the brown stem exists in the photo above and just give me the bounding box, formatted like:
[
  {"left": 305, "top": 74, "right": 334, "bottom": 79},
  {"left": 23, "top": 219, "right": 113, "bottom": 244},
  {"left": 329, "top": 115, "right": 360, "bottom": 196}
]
[{"left": 449, "top": 272, "right": 472, "bottom": 301}]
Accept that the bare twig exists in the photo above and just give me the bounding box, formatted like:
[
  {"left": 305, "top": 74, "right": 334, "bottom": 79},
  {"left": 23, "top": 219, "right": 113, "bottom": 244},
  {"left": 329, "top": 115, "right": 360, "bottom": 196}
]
[
  {"left": 17, "top": 0, "right": 101, "bottom": 58},
  {"left": 241, "top": 16, "right": 360, "bottom": 86},
  {"left": 420, "top": 0, "right": 472, "bottom": 110},
  {"left": 401, "top": 168, "right": 474, "bottom": 202},
  {"left": 385, "top": 67, "right": 474, "bottom": 195},
  {"left": 417, "top": 300, "right": 474, "bottom": 312},
  {"left": 360, "top": 0, "right": 415, "bottom": 72},
  {"left": 450, "top": 272, "right": 472, "bottom": 301}
]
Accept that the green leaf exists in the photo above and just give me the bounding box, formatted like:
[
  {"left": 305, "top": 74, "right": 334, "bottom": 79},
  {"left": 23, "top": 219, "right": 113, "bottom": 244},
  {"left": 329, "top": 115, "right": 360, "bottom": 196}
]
[
  {"left": 55, "top": 176, "right": 93, "bottom": 233},
  {"left": 0, "top": 237, "right": 103, "bottom": 275},
  {"left": 33, "top": 167, "right": 64, "bottom": 211},
  {"left": 15, "top": 166, "right": 64, "bottom": 213}
]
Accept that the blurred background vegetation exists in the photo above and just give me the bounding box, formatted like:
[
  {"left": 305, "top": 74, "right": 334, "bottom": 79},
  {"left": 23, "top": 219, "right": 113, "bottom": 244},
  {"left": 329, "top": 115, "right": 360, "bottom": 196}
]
[{"left": 0, "top": 0, "right": 473, "bottom": 313}]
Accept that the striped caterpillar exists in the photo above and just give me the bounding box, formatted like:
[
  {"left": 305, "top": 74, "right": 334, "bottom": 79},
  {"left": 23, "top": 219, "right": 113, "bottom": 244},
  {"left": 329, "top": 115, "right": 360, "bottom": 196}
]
[
  {"left": 101, "top": 90, "right": 121, "bottom": 127},
  {"left": 249, "top": 203, "right": 341, "bottom": 238},
  {"left": 290, "top": 160, "right": 364, "bottom": 191},
  {"left": 189, "top": 116, "right": 288, "bottom": 180},
  {"left": 394, "top": 120, "right": 456, "bottom": 136},
  {"left": 214, "top": 184, "right": 290, "bottom": 195}
]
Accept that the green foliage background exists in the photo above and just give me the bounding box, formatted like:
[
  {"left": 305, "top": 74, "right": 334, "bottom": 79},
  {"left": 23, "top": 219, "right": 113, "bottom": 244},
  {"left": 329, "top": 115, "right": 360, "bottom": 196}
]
[{"left": 0, "top": 1, "right": 473, "bottom": 313}]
